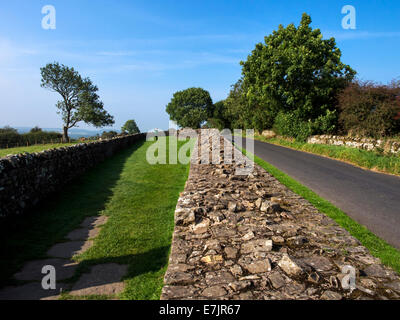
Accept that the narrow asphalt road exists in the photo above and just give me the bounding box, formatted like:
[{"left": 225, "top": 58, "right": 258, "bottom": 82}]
[{"left": 239, "top": 137, "right": 400, "bottom": 249}]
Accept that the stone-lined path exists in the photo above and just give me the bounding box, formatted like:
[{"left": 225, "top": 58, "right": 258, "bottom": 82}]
[
  {"left": 0, "top": 215, "right": 128, "bottom": 300},
  {"left": 161, "top": 129, "right": 400, "bottom": 300}
]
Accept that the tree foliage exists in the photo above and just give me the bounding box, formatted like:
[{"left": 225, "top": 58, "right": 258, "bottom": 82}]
[
  {"left": 101, "top": 130, "right": 119, "bottom": 140},
  {"left": 223, "top": 79, "right": 251, "bottom": 129},
  {"left": 121, "top": 119, "right": 140, "bottom": 134},
  {"left": 338, "top": 80, "right": 400, "bottom": 137},
  {"left": 0, "top": 127, "right": 62, "bottom": 148},
  {"left": 40, "top": 62, "right": 114, "bottom": 142},
  {"left": 207, "top": 80, "right": 252, "bottom": 131},
  {"left": 239, "top": 13, "right": 355, "bottom": 132},
  {"left": 30, "top": 126, "right": 43, "bottom": 133},
  {"left": 273, "top": 108, "right": 338, "bottom": 142},
  {"left": 166, "top": 87, "right": 214, "bottom": 128},
  {"left": 0, "top": 126, "right": 18, "bottom": 134},
  {"left": 207, "top": 100, "right": 231, "bottom": 130}
]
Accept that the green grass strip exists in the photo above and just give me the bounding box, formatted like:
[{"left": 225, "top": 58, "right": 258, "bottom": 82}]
[
  {"left": 238, "top": 145, "right": 400, "bottom": 274},
  {"left": 0, "top": 142, "right": 79, "bottom": 157},
  {"left": 0, "top": 137, "right": 192, "bottom": 300},
  {"left": 71, "top": 137, "right": 191, "bottom": 300},
  {"left": 253, "top": 135, "right": 400, "bottom": 176}
]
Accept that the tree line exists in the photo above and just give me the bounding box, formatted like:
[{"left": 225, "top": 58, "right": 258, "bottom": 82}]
[
  {"left": 0, "top": 118, "right": 141, "bottom": 149},
  {"left": 0, "top": 126, "right": 63, "bottom": 148},
  {"left": 166, "top": 13, "right": 400, "bottom": 140}
]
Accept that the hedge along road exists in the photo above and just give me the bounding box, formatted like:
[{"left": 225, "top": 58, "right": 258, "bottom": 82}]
[{"left": 237, "top": 136, "right": 400, "bottom": 250}]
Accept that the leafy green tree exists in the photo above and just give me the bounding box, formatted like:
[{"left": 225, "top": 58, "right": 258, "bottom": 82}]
[
  {"left": 240, "top": 13, "right": 356, "bottom": 131},
  {"left": 121, "top": 119, "right": 140, "bottom": 134},
  {"left": 166, "top": 88, "right": 214, "bottom": 128},
  {"left": 224, "top": 79, "right": 258, "bottom": 130},
  {"left": 40, "top": 62, "right": 114, "bottom": 142},
  {"left": 0, "top": 126, "right": 18, "bottom": 134},
  {"left": 207, "top": 100, "right": 231, "bottom": 130},
  {"left": 0, "top": 126, "right": 19, "bottom": 148},
  {"left": 30, "top": 126, "right": 42, "bottom": 133}
]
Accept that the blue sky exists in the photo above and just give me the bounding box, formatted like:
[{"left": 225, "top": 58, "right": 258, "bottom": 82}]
[{"left": 0, "top": 0, "right": 400, "bottom": 132}]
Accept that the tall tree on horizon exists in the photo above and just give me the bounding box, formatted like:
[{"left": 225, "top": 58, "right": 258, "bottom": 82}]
[
  {"left": 166, "top": 87, "right": 214, "bottom": 129},
  {"left": 40, "top": 62, "right": 114, "bottom": 142},
  {"left": 121, "top": 119, "right": 140, "bottom": 134},
  {"left": 240, "top": 13, "right": 356, "bottom": 131}
]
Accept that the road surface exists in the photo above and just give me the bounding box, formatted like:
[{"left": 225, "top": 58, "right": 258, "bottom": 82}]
[{"left": 239, "top": 137, "right": 400, "bottom": 249}]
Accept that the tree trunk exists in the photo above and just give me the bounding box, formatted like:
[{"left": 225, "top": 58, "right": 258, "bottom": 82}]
[{"left": 62, "top": 126, "right": 69, "bottom": 143}]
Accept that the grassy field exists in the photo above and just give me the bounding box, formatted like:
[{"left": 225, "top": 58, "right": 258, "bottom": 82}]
[
  {"left": 251, "top": 134, "right": 400, "bottom": 176},
  {"left": 0, "top": 143, "right": 79, "bottom": 158},
  {"left": 238, "top": 145, "right": 400, "bottom": 274},
  {"left": 0, "top": 137, "right": 192, "bottom": 299}
]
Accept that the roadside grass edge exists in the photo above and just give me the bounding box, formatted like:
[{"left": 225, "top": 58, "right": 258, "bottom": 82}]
[
  {"left": 250, "top": 134, "right": 400, "bottom": 177},
  {"left": 238, "top": 145, "right": 400, "bottom": 274}
]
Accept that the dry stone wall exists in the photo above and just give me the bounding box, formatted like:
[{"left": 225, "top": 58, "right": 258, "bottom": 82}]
[
  {"left": 307, "top": 135, "right": 400, "bottom": 154},
  {"left": 162, "top": 129, "right": 400, "bottom": 300},
  {"left": 0, "top": 133, "right": 147, "bottom": 219}
]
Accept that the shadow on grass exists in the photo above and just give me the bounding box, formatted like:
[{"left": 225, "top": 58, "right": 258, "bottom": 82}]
[
  {"left": 0, "top": 245, "right": 170, "bottom": 300},
  {"left": 65, "top": 246, "right": 170, "bottom": 298},
  {"left": 0, "top": 140, "right": 144, "bottom": 288}
]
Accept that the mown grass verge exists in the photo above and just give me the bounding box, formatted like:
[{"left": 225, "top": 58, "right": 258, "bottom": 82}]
[
  {"left": 65, "top": 137, "right": 192, "bottom": 300},
  {"left": 0, "top": 143, "right": 79, "bottom": 158},
  {"left": 238, "top": 145, "right": 400, "bottom": 274},
  {"left": 251, "top": 134, "right": 400, "bottom": 176},
  {"left": 0, "top": 137, "right": 192, "bottom": 300}
]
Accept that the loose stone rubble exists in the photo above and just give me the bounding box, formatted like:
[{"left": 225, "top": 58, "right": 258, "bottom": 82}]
[{"left": 161, "top": 129, "right": 400, "bottom": 300}]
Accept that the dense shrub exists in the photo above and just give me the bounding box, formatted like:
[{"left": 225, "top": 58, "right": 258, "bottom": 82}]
[
  {"left": 273, "top": 111, "right": 312, "bottom": 142},
  {"left": 0, "top": 127, "right": 62, "bottom": 148},
  {"left": 22, "top": 131, "right": 63, "bottom": 145},
  {"left": 101, "top": 131, "right": 119, "bottom": 139},
  {"left": 310, "top": 109, "right": 338, "bottom": 135},
  {"left": 207, "top": 100, "right": 232, "bottom": 130},
  {"left": 338, "top": 80, "right": 400, "bottom": 138},
  {"left": 0, "top": 126, "right": 18, "bottom": 134},
  {"left": 0, "top": 127, "right": 20, "bottom": 147}
]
